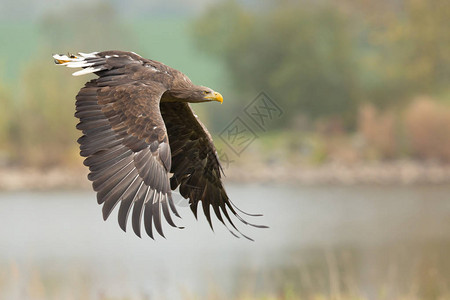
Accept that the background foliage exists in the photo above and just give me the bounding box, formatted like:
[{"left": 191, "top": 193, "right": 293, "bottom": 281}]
[
  {"left": 193, "top": 0, "right": 450, "bottom": 128},
  {"left": 0, "top": 0, "right": 449, "bottom": 167}
]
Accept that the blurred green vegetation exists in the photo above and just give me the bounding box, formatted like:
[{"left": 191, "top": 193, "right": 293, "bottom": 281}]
[
  {"left": 193, "top": 0, "right": 450, "bottom": 127},
  {"left": 0, "top": 0, "right": 449, "bottom": 168},
  {"left": 0, "top": 2, "right": 224, "bottom": 167}
]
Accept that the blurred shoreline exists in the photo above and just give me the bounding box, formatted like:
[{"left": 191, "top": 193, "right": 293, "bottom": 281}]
[{"left": 1, "top": 160, "right": 450, "bottom": 191}]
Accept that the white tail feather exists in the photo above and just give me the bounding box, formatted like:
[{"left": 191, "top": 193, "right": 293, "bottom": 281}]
[
  {"left": 72, "top": 67, "right": 103, "bottom": 76},
  {"left": 65, "top": 61, "right": 95, "bottom": 68},
  {"left": 78, "top": 52, "right": 99, "bottom": 58},
  {"left": 53, "top": 52, "right": 102, "bottom": 76}
]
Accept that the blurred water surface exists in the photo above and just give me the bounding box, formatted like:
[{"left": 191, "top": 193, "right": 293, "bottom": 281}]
[{"left": 1, "top": 184, "right": 450, "bottom": 299}]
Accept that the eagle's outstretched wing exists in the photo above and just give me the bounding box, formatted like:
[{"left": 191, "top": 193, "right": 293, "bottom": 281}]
[
  {"left": 161, "top": 102, "right": 267, "bottom": 240},
  {"left": 73, "top": 52, "right": 181, "bottom": 239}
]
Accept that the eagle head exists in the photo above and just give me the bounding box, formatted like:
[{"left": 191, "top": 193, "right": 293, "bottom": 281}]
[
  {"left": 161, "top": 86, "right": 223, "bottom": 104},
  {"left": 196, "top": 86, "right": 223, "bottom": 104}
]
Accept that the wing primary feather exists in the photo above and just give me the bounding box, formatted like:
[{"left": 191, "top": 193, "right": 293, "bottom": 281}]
[
  {"left": 160, "top": 193, "right": 181, "bottom": 228},
  {"left": 143, "top": 198, "right": 154, "bottom": 239},
  {"left": 101, "top": 168, "right": 137, "bottom": 220},
  {"left": 76, "top": 98, "right": 98, "bottom": 106},
  {"left": 212, "top": 203, "right": 240, "bottom": 239},
  {"left": 202, "top": 200, "right": 213, "bottom": 231},
  {"left": 225, "top": 201, "right": 269, "bottom": 229},
  {"left": 79, "top": 125, "right": 126, "bottom": 144},
  {"left": 78, "top": 129, "right": 113, "bottom": 147},
  {"left": 81, "top": 124, "right": 111, "bottom": 137},
  {"left": 212, "top": 203, "right": 225, "bottom": 226},
  {"left": 152, "top": 192, "right": 165, "bottom": 238},
  {"left": 76, "top": 118, "right": 110, "bottom": 131},
  {"left": 80, "top": 134, "right": 123, "bottom": 157},
  {"left": 131, "top": 186, "right": 150, "bottom": 238},
  {"left": 88, "top": 148, "right": 131, "bottom": 174},
  {"left": 108, "top": 173, "right": 139, "bottom": 229},
  {"left": 190, "top": 200, "right": 199, "bottom": 219},
  {"left": 167, "top": 193, "right": 181, "bottom": 218},
  {"left": 82, "top": 137, "right": 123, "bottom": 156},
  {"left": 84, "top": 146, "right": 131, "bottom": 168},
  {"left": 219, "top": 204, "right": 254, "bottom": 241},
  {"left": 227, "top": 198, "right": 264, "bottom": 217},
  {"left": 75, "top": 104, "right": 101, "bottom": 114},
  {"left": 74, "top": 109, "right": 104, "bottom": 119},
  {"left": 93, "top": 159, "right": 134, "bottom": 194},
  {"left": 118, "top": 181, "right": 143, "bottom": 232}
]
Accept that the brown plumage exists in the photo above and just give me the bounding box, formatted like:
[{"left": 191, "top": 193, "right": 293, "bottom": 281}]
[{"left": 53, "top": 50, "right": 266, "bottom": 240}]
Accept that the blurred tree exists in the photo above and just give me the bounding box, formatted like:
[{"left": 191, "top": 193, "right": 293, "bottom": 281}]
[
  {"left": 192, "top": 0, "right": 450, "bottom": 130},
  {"left": 193, "top": 1, "right": 361, "bottom": 129},
  {"left": 40, "top": 1, "right": 134, "bottom": 52},
  {"left": 405, "top": 97, "right": 450, "bottom": 162},
  {"left": 7, "top": 61, "right": 83, "bottom": 167},
  {"left": 351, "top": 0, "right": 450, "bottom": 108},
  {"left": 396, "top": 0, "right": 450, "bottom": 93},
  {"left": 0, "top": 78, "right": 13, "bottom": 162}
]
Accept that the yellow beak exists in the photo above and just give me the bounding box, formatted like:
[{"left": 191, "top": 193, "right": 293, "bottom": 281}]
[
  {"left": 205, "top": 92, "right": 223, "bottom": 104},
  {"left": 214, "top": 92, "right": 223, "bottom": 103}
]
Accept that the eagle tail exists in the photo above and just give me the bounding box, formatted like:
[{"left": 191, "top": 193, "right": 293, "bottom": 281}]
[{"left": 53, "top": 52, "right": 105, "bottom": 76}]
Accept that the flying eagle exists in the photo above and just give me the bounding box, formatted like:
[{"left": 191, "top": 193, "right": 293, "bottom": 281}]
[{"left": 53, "top": 50, "right": 265, "bottom": 240}]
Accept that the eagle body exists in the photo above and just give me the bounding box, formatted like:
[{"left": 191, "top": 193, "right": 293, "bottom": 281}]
[{"left": 53, "top": 51, "right": 264, "bottom": 240}]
